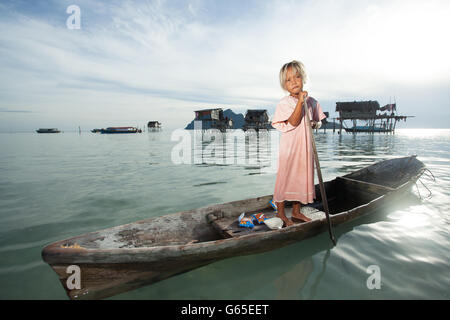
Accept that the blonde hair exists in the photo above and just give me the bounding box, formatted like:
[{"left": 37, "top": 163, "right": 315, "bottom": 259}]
[{"left": 279, "top": 60, "right": 307, "bottom": 91}]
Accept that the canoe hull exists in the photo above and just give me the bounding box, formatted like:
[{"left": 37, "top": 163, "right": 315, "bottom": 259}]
[
  {"left": 42, "top": 156, "right": 425, "bottom": 299},
  {"left": 50, "top": 260, "right": 215, "bottom": 300},
  {"left": 46, "top": 220, "right": 329, "bottom": 300}
]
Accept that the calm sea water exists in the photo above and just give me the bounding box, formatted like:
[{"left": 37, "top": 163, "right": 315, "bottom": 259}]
[{"left": 0, "top": 129, "right": 448, "bottom": 300}]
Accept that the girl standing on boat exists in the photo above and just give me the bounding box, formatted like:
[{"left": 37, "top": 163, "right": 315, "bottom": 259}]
[{"left": 272, "top": 60, "right": 326, "bottom": 227}]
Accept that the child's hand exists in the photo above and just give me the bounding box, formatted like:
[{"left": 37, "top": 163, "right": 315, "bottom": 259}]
[
  {"left": 311, "top": 121, "right": 322, "bottom": 129},
  {"left": 299, "top": 91, "right": 308, "bottom": 103},
  {"left": 293, "top": 91, "right": 308, "bottom": 102}
]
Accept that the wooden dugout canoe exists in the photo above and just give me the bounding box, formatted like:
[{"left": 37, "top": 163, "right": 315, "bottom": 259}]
[{"left": 41, "top": 156, "right": 425, "bottom": 300}]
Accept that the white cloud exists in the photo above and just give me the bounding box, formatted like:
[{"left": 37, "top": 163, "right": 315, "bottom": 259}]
[{"left": 0, "top": 0, "right": 449, "bottom": 131}]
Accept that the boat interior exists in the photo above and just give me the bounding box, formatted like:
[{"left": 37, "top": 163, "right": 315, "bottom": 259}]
[
  {"left": 55, "top": 157, "right": 423, "bottom": 250},
  {"left": 205, "top": 175, "right": 395, "bottom": 239},
  {"left": 196, "top": 157, "right": 423, "bottom": 242},
  {"left": 58, "top": 175, "right": 396, "bottom": 250}
]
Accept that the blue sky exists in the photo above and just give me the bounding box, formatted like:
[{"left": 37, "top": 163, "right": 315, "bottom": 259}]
[{"left": 0, "top": 0, "right": 449, "bottom": 131}]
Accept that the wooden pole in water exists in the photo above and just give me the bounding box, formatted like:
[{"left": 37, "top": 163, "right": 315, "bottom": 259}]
[{"left": 303, "top": 99, "right": 337, "bottom": 246}]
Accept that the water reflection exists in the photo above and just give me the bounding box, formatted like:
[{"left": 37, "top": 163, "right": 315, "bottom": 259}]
[
  {"left": 186, "top": 129, "right": 415, "bottom": 181},
  {"left": 190, "top": 130, "right": 403, "bottom": 167},
  {"left": 308, "top": 249, "right": 331, "bottom": 299},
  {"left": 397, "top": 129, "right": 449, "bottom": 139},
  {"left": 271, "top": 191, "right": 423, "bottom": 299},
  {"left": 192, "top": 129, "right": 276, "bottom": 171},
  {"left": 273, "top": 249, "right": 332, "bottom": 300},
  {"left": 275, "top": 256, "right": 314, "bottom": 299}
]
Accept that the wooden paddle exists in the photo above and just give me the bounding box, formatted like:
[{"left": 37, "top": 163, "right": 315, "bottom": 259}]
[{"left": 303, "top": 97, "right": 337, "bottom": 246}]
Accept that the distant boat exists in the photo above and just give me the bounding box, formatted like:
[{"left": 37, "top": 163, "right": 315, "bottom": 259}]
[
  {"left": 91, "top": 129, "right": 101, "bottom": 133},
  {"left": 344, "top": 126, "right": 392, "bottom": 133},
  {"left": 100, "top": 127, "right": 142, "bottom": 134},
  {"left": 36, "top": 128, "right": 60, "bottom": 133}
]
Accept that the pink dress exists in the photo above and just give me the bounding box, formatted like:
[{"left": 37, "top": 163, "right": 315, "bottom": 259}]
[{"left": 272, "top": 96, "right": 326, "bottom": 204}]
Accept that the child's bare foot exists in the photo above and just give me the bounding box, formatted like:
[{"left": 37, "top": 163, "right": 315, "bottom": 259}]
[
  {"left": 291, "top": 212, "right": 312, "bottom": 223},
  {"left": 291, "top": 202, "right": 312, "bottom": 223},
  {"left": 281, "top": 217, "right": 294, "bottom": 227},
  {"left": 276, "top": 201, "right": 293, "bottom": 227}
]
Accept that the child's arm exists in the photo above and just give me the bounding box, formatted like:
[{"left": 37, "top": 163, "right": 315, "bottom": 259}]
[
  {"left": 272, "top": 93, "right": 306, "bottom": 132},
  {"left": 287, "top": 91, "right": 308, "bottom": 127}
]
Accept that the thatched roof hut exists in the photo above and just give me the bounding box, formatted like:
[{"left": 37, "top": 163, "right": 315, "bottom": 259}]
[
  {"left": 147, "top": 121, "right": 161, "bottom": 128},
  {"left": 193, "top": 108, "right": 232, "bottom": 131},
  {"left": 194, "top": 108, "right": 224, "bottom": 121},
  {"left": 336, "top": 101, "right": 380, "bottom": 119},
  {"left": 244, "top": 109, "right": 269, "bottom": 123},
  {"left": 242, "top": 109, "right": 273, "bottom": 131}
]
